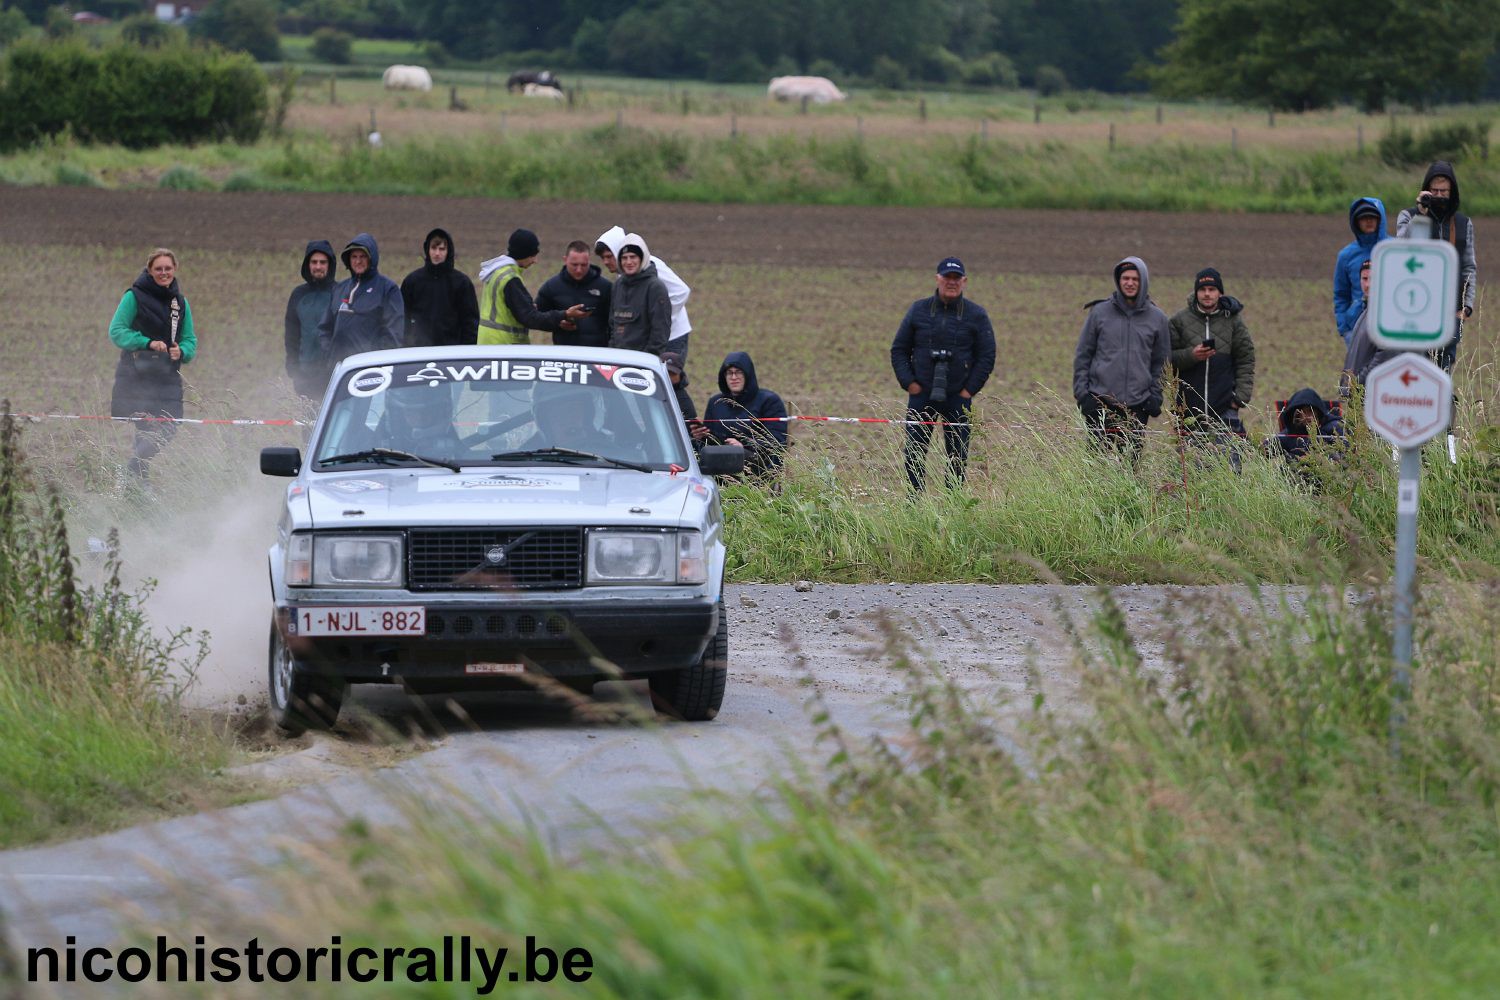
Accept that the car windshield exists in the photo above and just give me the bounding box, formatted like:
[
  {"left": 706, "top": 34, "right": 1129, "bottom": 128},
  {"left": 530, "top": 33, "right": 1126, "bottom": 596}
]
[{"left": 312, "top": 358, "right": 689, "bottom": 471}]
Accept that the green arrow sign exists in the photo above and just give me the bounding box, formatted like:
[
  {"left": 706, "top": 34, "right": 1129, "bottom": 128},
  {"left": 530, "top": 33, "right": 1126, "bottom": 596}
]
[{"left": 1404, "top": 256, "right": 1423, "bottom": 273}]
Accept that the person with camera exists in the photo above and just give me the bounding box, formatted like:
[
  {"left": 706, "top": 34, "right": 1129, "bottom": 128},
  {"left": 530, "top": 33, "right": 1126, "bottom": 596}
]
[
  {"left": 1073, "top": 256, "right": 1171, "bottom": 460},
  {"left": 1167, "top": 267, "right": 1255, "bottom": 461},
  {"left": 890, "top": 257, "right": 997, "bottom": 493},
  {"left": 1394, "top": 162, "right": 1477, "bottom": 373}
]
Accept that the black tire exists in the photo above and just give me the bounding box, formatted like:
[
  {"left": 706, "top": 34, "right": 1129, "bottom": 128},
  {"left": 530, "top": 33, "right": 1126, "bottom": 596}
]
[
  {"left": 268, "top": 621, "right": 346, "bottom": 735},
  {"left": 651, "top": 599, "right": 727, "bottom": 721}
]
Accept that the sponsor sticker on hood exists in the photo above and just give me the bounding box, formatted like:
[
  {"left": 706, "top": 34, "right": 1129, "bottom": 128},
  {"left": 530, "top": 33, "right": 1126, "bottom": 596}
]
[{"left": 417, "top": 474, "right": 582, "bottom": 492}]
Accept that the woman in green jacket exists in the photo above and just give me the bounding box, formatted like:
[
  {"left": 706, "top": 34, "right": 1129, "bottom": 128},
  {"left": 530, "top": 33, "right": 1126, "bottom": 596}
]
[{"left": 109, "top": 248, "right": 198, "bottom": 481}]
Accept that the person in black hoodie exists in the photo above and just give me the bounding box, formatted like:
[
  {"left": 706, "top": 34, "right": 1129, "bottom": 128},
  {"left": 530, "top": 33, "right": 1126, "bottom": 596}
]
[
  {"left": 702, "top": 351, "right": 788, "bottom": 479},
  {"left": 1268, "top": 388, "right": 1346, "bottom": 464},
  {"left": 400, "top": 228, "right": 479, "bottom": 348},
  {"left": 537, "top": 240, "right": 612, "bottom": 347},
  {"left": 284, "top": 239, "right": 337, "bottom": 399},
  {"left": 1395, "top": 162, "right": 1478, "bottom": 372}
]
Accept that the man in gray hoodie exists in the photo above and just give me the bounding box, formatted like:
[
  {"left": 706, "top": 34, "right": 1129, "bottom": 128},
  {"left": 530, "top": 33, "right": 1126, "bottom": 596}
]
[{"left": 1073, "top": 256, "right": 1171, "bottom": 458}]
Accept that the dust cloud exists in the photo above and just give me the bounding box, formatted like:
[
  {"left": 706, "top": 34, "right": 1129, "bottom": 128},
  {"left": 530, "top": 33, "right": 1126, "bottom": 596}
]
[{"left": 106, "top": 462, "right": 286, "bottom": 709}]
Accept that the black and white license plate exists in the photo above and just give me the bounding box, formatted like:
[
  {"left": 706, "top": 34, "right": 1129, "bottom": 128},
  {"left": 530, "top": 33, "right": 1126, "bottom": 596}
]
[{"left": 293, "top": 606, "right": 426, "bottom": 636}]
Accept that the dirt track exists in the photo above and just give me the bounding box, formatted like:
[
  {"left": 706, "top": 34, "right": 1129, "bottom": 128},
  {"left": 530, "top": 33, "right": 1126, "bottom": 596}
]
[{"left": 0, "top": 185, "right": 1349, "bottom": 278}]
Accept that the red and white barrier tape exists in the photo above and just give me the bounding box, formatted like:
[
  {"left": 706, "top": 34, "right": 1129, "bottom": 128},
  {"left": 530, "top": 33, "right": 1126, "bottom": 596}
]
[
  {"left": 4, "top": 412, "right": 310, "bottom": 427},
  {"left": 2, "top": 410, "right": 1311, "bottom": 437}
]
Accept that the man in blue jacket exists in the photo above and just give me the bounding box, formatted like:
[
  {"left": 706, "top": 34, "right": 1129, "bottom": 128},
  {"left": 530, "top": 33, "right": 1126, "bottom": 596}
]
[
  {"left": 1333, "top": 197, "right": 1387, "bottom": 344},
  {"left": 319, "top": 233, "right": 405, "bottom": 365},
  {"left": 890, "top": 256, "right": 997, "bottom": 493}
]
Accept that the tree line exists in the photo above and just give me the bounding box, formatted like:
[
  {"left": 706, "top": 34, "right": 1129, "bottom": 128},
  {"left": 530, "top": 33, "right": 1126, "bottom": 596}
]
[{"left": 4, "top": 0, "right": 1500, "bottom": 109}]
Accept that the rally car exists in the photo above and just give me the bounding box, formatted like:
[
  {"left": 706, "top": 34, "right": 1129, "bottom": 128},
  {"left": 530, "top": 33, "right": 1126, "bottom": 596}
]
[{"left": 260, "top": 346, "right": 743, "bottom": 733}]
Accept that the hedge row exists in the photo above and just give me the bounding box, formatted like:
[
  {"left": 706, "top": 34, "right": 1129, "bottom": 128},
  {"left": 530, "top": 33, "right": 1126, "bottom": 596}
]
[{"left": 0, "top": 40, "right": 267, "bottom": 151}]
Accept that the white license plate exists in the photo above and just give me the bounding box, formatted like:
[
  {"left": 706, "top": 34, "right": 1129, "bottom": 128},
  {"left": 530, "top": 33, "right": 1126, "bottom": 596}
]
[
  {"left": 294, "top": 606, "right": 426, "bottom": 636},
  {"left": 466, "top": 662, "right": 525, "bottom": 675}
]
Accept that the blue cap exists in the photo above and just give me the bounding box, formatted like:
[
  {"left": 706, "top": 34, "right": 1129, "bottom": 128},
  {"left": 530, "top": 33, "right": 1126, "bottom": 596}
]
[{"left": 937, "top": 256, "right": 965, "bottom": 277}]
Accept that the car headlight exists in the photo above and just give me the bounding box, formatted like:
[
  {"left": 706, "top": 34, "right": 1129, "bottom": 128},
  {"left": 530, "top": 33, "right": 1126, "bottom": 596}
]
[
  {"left": 311, "top": 534, "right": 404, "bottom": 587},
  {"left": 586, "top": 531, "right": 706, "bottom": 585}
]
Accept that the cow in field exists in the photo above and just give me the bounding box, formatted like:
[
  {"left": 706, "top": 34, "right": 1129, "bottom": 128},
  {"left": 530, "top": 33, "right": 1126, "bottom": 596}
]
[
  {"left": 767, "top": 76, "right": 846, "bottom": 104},
  {"left": 522, "top": 82, "right": 565, "bottom": 100},
  {"left": 508, "top": 70, "right": 560, "bottom": 93},
  {"left": 383, "top": 65, "right": 433, "bottom": 92}
]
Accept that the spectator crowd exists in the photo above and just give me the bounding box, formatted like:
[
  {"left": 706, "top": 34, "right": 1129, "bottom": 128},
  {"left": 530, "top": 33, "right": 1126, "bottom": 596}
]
[{"left": 106, "top": 160, "right": 1474, "bottom": 487}]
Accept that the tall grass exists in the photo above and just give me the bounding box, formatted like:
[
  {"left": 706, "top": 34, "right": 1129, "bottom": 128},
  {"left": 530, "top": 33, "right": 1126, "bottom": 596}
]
[
  {"left": 153, "top": 568, "right": 1500, "bottom": 996},
  {"left": 9, "top": 123, "right": 1500, "bottom": 213},
  {"left": 0, "top": 410, "right": 229, "bottom": 846},
  {"left": 723, "top": 400, "right": 1500, "bottom": 583}
]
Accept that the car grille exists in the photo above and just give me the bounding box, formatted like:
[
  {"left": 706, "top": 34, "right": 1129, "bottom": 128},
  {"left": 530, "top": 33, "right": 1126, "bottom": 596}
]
[{"left": 407, "top": 528, "right": 584, "bottom": 591}]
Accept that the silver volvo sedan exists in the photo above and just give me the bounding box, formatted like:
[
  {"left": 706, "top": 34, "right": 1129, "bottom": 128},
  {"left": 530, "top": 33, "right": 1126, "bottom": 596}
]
[{"left": 260, "top": 346, "right": 744, "bottom": 733}]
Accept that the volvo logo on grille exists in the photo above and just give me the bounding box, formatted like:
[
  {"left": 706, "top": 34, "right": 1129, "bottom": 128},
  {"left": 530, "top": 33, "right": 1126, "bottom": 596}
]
[{"left": 485, "top": 545, "right": 508, "bottom": 566}]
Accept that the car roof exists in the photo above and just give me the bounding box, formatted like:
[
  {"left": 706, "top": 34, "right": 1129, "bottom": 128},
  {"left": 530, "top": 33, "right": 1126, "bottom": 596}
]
[{"left": 333, "top": 345, "right": 668, "bottom": 379}]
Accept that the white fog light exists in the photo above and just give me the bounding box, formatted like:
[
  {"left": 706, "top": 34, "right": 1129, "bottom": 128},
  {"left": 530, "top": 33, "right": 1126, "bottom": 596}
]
[{"left": 313, "top": 534, "right": 403, "bottom": 587}]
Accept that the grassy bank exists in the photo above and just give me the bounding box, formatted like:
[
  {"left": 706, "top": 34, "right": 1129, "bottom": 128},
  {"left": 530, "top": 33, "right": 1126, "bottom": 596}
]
[
  {"left": 160, "top": 571, "right": 1500, "bottom": 996},
  {"left": 0, "top": 414, "right": 233, "bottom": 847},
  {"left": 724, "top": 394, "right": 1500, "bottom": 583},
  {"left": 6, "top": 121, "right": 1500, "bottom": 214}
]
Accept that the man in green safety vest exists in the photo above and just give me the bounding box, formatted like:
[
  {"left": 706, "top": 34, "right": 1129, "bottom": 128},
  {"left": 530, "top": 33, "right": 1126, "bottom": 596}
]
[{"left": 476, "top": 228, "right": 589, "bottom": 344}]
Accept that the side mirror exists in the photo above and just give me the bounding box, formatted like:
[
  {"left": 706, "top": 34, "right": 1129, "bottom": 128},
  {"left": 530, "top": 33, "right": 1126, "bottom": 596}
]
[
  {"left": 697, "top": 444, "right": 745, "bottom": 476},
  {"left": 260, "top": 446, "right": 302, "bottom": 477}
]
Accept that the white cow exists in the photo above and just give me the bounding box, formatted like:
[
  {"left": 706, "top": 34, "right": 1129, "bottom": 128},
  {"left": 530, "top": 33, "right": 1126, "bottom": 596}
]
[
  {"left": 382, "top": 65, "right": 433, "bottom": 92},
  {"left": 522, "top": 82, "right": 565, "bottom": 100},
  {"left": 767, "top": 76, "right": 846, "bottom": 104}
]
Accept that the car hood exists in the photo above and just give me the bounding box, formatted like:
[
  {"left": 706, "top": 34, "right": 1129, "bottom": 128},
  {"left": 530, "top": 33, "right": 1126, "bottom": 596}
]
[{"left": 303, "top": 469, "right": 696, "bottom": 529}]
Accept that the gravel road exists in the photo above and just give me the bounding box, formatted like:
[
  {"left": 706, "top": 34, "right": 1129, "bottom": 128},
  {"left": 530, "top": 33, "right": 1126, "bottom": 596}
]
[{"left": 0, "top": 581, "right": 1199, "bottom": 975}]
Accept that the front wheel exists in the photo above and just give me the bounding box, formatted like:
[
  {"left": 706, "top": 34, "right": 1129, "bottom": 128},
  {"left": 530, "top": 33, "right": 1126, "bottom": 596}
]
[
  {"left": 268, "top": 620, "right": 346, "bottom": 735},
  {"left": 650, "top": 600, "right": 727, "bottom": 721}
]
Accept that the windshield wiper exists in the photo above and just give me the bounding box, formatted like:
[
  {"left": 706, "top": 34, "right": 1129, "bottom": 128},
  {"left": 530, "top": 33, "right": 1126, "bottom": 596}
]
[
  {"left": 490, "top": 447, "right": 654, "bottom": 474},
  {"left": 318, "top": 448, "right": 462, "bottom": 473}
]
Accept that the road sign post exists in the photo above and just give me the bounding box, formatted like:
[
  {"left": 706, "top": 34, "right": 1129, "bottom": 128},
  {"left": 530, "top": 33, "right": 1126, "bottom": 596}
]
[{"left": 1363, "top": 353, "right": 1453, "bottom": 748}]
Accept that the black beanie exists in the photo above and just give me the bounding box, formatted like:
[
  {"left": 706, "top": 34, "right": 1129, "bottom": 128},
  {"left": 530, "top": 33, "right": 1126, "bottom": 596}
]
[
  {"left": 1194, "top": 267, "right": 1224, "bottom": 294},
  {"left": 507, "top": 228, "right": 540, "bottom": 259}
]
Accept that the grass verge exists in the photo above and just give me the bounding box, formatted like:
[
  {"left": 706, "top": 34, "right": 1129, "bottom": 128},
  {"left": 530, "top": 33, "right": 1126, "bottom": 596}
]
[
  {"left": 0, "top": 411, "right": 235, "bottom": 848},
  {"left": 143, "top": 569, "right": 1500, "bottom": 996}
]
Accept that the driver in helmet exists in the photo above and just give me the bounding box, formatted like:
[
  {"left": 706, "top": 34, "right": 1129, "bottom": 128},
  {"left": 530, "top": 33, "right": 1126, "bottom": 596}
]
[
  {"left": 522, "top": 382, "right": 616, "bottom": 455},
  {"left": 382, "top": 384, "right": 461, "bottom": 454}
]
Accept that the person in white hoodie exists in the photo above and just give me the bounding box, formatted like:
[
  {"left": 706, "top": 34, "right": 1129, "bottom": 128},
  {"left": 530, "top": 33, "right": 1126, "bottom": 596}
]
[{"left": 595, "top": 225, "right": 693, "bottom": 361}]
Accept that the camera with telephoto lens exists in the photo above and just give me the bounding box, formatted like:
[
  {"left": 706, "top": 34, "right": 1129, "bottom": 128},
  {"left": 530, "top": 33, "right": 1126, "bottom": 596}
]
[
  {"left": 929, "top": 349, "right": 954, "bottom": 403},
  {"left": 1419, "top": 192, "right": 1433, "bottom": 209}
]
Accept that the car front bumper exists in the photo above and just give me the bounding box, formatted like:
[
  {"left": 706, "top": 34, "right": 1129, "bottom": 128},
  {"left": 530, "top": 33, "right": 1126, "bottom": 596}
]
[{"left": 276, "top": 598, "right": 718, "bottom": 683}]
